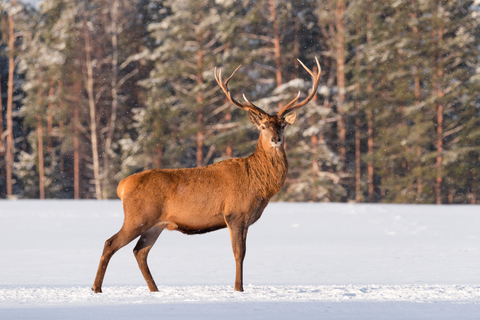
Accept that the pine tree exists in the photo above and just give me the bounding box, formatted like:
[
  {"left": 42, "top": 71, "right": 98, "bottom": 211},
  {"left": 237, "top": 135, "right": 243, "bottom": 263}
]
[
  {"left": 15, "top": 0, "right": 72, "bottom": 198},
  {"left": 14, "top": 0, "right": 155, "bottom": 199},
  {"left": 137, "top": 0, "right": 246, "bottom": 172},
  {"left": 363, "top": 0, "right": 480, "bottom": 204},
  {"left": 1, "top": 0, "right": 480, "bottom": 202},
  {"left": 0, "top": 0, "right": 36, "bottom": 198}
]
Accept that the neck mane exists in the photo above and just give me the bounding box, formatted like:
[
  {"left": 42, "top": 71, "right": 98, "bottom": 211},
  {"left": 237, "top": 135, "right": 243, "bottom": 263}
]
[{"left": 247, "top": 134, "right": 288, "bottom": 199}]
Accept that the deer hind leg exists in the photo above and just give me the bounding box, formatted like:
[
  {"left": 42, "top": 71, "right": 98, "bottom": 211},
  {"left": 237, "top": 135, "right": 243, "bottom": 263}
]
[
  {"left": 133, "top": 225, "right": 164, "bottom": 292},
  {"left": 92, "top": 227, "right": 139, "bottom": 293},
  {"left": 227, "top": 222, "right": 248, "bottom": 292}
]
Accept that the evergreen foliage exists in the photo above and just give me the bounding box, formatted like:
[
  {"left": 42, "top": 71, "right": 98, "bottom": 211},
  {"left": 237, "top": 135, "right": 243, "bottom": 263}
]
[{"left": 0, "top": 0, "right": 479, "bottom": 203}]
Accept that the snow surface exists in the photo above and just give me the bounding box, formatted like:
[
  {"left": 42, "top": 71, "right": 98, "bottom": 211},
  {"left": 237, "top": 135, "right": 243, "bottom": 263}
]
[{"left": 0, "top": 201, "right": 479, "bottom": 319}]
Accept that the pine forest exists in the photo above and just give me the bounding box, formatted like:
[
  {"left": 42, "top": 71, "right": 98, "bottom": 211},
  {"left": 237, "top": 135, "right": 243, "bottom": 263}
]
[{"left": 0, "top": 0, "right": 479, "bottom": 204}]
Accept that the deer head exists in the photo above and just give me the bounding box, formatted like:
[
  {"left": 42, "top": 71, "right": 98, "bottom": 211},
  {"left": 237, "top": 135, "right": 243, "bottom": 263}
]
[{"left": 214, "top": 58, "right": 322, "bottom": 149}]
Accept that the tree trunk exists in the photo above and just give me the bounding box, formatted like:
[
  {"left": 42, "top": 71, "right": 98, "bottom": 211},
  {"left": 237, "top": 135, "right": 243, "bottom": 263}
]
[
  {"left": 0, "top": 73, "right": 2, "bottom": 149},
  {"left": 46, "top": 79, "right": 55, "bottom": 182},
  {"left": 47, "top": 79, "right": 54, "bottom": 154},
  {"left": 435, "top": 27, "right": 444, "bottom": 205},
  {"left": 58, "top": 81, "right": 65, "bottom": 174},
  {"left": 319, "top": 100, "right": 329, "bottom": 145},
  {"left": 154, "top": 145, "right": 163, "bottom": 169},
  {"left": 37, "top": 114, "right": 45, "bottom": 200},
  {"left": 435, "top": 106, "right": 443, "bottom": 204},
  {"left": 335, "top": 0, "right": 346, "bottom": 170},
  {"left": 6, "top": 2, "right": 16, "bottom": 198},
  {"left": 293, "top": 17, "right": 300, "bottom": 77},
  {"left": 0, "top": 66, "right": 4, "bottom": 197},
  {"left": 196, "top": 46, "right": 204, "bottom": 168},
  {"left": 73, "top": 77, "right": 80, "bottom": 200},
  {"left": 355, "top": 105, "right": 361, "bottom": 203},
  {"left": 366, "top": 0, "right": 374, "bottom": 202},
  {"left": 269, "top": 0, "right": 282, "bottom": 91},
  {"left": 84, "top": 22, "right": 102, "bottom": 200},
  {"left": 103, "top": 0, "right": 119, "bottom": 199},
  {"left": 319, "top": 60, "right": 332, "bottom": 146},
  {"left": 366, "top": 110, "right": 374, "bottom": 201},
  {"left": 412, "top": 11, "right": 423, "bottom": 201},
  {"left": 354, "top": 30, "right": 361, "bottom": 203},
  {"left": 225, "top": 111, "right": 233, "bottom": 158},
  {"left": 36, "top": 79, "right": 45, "bottom": 199},
  {"left": 416, "top": 147, "right": 423, "bottom": 197},
  {"left": 471, "top": 169, "right": 476, "bottom": 204}
]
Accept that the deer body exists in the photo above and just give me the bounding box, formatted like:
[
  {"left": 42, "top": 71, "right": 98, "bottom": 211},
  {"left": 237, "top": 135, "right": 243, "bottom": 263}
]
[
  {"left": 92, "top": 58, "right": 321, "bottom": 294},
  {"left": 118, "top": 135, "right": 287, "bottom": 236}
]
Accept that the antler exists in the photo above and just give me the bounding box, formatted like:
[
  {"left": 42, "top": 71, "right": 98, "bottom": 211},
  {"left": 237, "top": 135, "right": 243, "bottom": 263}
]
[
  {"left": 278, "top": 57, "right": 322, "bottom": 117},
  {"left": 214, "top": 66, "right": 268, "bottom": 116}
]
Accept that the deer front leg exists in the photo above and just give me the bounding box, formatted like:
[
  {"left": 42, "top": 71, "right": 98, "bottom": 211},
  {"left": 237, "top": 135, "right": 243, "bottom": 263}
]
[{"left": 227, "top": 223, "right": 248, "bottom": 292}]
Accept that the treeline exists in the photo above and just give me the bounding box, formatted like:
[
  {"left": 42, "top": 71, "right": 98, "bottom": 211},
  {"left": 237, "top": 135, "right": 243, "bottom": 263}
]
[{"left": 0, "top": 0, "right": 479, "bottom": 203}]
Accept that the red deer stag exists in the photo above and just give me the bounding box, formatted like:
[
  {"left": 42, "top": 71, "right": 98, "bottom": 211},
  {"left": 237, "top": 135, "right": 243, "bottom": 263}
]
[{"left": 92, "top": 58, "right": 321, "bottom": 293}]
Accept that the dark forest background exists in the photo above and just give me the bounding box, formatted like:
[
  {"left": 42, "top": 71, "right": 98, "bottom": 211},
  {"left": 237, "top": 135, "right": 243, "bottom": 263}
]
[{"left": 0, "top": 0, "right": 480, "bottom": 203}]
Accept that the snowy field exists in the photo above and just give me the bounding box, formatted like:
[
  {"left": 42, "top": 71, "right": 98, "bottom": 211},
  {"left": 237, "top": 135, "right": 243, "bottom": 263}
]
[{"left": 0, "top": 200, "right": 479, "bottom": 319}]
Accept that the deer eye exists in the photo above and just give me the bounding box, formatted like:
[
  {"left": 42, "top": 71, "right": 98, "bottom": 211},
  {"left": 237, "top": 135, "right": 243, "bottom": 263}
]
[{"left": 260, "top": 125, "right": 266, "bottom": 130}]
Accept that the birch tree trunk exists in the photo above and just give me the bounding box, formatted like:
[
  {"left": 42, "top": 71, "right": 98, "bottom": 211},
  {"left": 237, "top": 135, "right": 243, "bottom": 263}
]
[
  {"left": 84, "top": 22, "right": 102, "bottom": 200},
  {"left": 103, "top": 0, "right": 119, "bottom": 198},
  {"left": 335, "top": 0, "right": 346, "bottom": 170}
]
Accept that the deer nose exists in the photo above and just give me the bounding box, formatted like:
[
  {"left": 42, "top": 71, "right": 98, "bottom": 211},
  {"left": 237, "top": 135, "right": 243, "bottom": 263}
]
[{"left": 271, "top": 137, "right": 279, "bottom": 143}]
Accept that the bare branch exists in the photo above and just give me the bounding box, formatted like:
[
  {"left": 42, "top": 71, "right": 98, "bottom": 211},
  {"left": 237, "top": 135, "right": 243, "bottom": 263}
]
[{"left": 117, "top": 69, "right": 139, "bottom": 89}]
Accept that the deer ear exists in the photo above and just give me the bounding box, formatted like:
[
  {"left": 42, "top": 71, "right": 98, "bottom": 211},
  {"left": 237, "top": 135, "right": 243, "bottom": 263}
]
[
  {"left": 248, "top": 110, "right": 263, "bottom": 127},
  {"left": 284, "top": 112, "right": 297, "bottom": 125}
]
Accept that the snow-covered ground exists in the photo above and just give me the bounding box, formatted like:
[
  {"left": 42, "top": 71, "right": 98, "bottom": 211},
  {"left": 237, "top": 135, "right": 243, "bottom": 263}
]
[{"left": 0, "top": 201, "right": 479, "bottom": 319}]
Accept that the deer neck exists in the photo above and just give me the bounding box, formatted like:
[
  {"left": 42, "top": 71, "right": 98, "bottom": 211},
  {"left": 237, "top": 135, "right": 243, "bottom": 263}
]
[{"left": 247, "top": 134, "right": 288, "bottom": 199}]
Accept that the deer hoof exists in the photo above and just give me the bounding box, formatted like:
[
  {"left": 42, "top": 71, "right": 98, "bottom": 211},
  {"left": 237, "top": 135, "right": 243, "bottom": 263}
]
[{"left": 92, "top": 286, "right": 102, "bottom": 293}]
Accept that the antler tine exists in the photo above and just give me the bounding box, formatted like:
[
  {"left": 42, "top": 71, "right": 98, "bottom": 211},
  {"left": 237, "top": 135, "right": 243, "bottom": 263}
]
[
  {"left": 278, "top": 57, "right": 322, "bottom": 117},
  {"left": 214, "top": 65, "right": 268, "bottom": 115},
  {"left": 224, "top": 65, "right": 242, "bottom": 88},
  {"left": 215, "top": 66, "right": 248, "bottom": 112},
  {"left": 297, "top": 59, "right": 315, "bottom": 77},
  {"left": 214, "top": 67, "right": 229, "bottom": 98},
  {"left": 242, "top": 94, "right": 264, "bottom": 112},
  {"left": 280, "top": 91, "right": 301, "bottom": 111}
]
